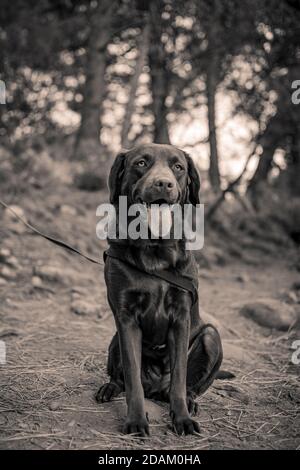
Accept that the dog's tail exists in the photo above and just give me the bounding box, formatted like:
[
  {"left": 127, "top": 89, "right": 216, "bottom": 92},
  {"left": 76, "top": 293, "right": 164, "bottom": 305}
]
[{"left": 215, "top": 370, "right": 235, "bottom": 380}]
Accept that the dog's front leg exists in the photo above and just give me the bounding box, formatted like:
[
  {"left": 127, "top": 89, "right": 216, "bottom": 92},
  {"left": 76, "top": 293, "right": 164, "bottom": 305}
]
[
  {"left": 116, "top": 316, "right": 149, "bottom": 437},
  {"left": 168, "top": 306, "right": 200, "bottom": 435}
]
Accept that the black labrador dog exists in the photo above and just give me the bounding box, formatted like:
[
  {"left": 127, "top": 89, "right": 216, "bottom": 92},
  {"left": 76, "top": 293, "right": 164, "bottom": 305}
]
[{"left": 96, "top": 143, "right": 223, "bottom": 436}]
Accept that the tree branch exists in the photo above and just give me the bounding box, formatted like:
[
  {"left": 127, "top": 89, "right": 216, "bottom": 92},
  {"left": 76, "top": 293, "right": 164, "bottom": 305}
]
[{"left": 206, "top": 139, "right": 260, "bottom": 220}]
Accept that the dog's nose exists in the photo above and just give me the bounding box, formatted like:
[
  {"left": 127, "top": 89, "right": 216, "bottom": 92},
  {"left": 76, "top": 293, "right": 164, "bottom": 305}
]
[{"left": 153, "top": 179, "right": 174, "bottom": 191}]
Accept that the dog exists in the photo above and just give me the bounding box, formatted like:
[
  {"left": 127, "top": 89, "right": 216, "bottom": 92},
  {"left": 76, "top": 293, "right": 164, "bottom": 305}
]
[{"left": 96, "top": 143, "right": 223, "bottom": 436}]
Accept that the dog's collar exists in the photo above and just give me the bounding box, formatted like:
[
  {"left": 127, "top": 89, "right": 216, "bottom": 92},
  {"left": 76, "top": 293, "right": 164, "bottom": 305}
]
[{"left": 103, "top": 246, "right": 198, "bottom": 306}]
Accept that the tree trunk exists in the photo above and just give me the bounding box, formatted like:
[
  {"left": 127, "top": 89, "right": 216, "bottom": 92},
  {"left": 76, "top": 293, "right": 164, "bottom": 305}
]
[
  {"left": 121, "top": 23, "right": 149, "bottom": 148},
  {"left": 204, "top": 0, "right": 221, "bottom": 192},
  {"left": 289, "top": 125, "right": 300, "bottom": 196},
  {"left": 206, "top": 45, "right": 220, "bottom": 192},
  {"left": 248, "top": 143, "right": 277, "bottom": 191},
  {"left": 74, "top": 0, "right": 115, "bottom": 161},
  {"left": 148, "top": 1, "right": 170, "bottom": 144},
  {"left": 247, "top": 113, "right": 282, "bottom": 194}
]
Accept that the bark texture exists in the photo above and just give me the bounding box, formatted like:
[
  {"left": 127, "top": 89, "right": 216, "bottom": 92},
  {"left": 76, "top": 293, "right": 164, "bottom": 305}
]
[
  {"left": 121, "top": 23, "right": 149, "bottom": 148},
  {"left": 148, "top": 1, "right": 170, "bottom": 144},
  {"left": 74, "top": 0, "right": 115, "bottom": 161}
]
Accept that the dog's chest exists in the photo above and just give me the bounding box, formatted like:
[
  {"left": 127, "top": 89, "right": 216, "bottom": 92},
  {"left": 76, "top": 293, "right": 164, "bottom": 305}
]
[
  {"left": 127, "top": 278, "right": 192, "bottom": 349},
  {"left": 105, "top": 253, "right": 195, "bottom": 347},
  {"left": 138, "top": 281, "right": 171, "bottom": 346}
]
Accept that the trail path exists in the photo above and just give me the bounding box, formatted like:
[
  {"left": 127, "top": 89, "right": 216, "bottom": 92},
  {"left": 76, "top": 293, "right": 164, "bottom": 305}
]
[{"left": 0, "top": 187, "right": 299, "bottom": 450}]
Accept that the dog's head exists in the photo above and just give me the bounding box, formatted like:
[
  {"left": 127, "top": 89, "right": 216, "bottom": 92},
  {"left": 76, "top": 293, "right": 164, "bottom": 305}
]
[{"left": 108, "top": 144, "right": 200, "bottom": 207}]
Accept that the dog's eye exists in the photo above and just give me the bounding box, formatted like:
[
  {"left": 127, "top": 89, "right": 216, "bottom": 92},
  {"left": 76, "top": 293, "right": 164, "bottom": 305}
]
[
  {"left": 174, "top": 163, "right": 183, "bottom": 171},
  {"left": 136, "top": 160, "right": 146, "bottom": 167}
]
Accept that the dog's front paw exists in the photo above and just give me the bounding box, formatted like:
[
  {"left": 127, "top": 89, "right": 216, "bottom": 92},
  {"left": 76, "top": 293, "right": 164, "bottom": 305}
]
[
  {"left": 96, "top": 382, "right": 121, "bottom": 403},
  {"left": 123, "top": 414, "right": 150, "bottom": 437},
  {"left": 171, "top": 414, "right": 200, "bottom": 435},
  {"left": 186, "top": 392, "right": 199, "bottom": 416}
]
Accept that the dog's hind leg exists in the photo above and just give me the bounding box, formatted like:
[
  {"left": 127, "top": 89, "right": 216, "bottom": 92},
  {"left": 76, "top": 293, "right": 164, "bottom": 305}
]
[
  {"left": 186, "top": 324, "right": 223, "bottom": 410},
  {"left": 149, "top": 321, "right": 222, "bottom": 416},
  {"left": 96, "top": 333, "right": 124, "bottom": 403}
]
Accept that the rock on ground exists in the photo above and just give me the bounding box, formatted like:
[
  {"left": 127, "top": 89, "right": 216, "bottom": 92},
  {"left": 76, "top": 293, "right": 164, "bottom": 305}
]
[
  {"left": 240, "top": 298, "right": 298, "bottom": 331},
  {"left": 71, "top": 299, "right": 102, "bottom": 317},
  {"left": 0, "top": 266, "right": 18, "bottom": 280},
  {"left": 31, "top": 276, "right": 43, "bottom": 288},
  {"left": 3, "top": 205, "right": 28, "bottom": 234},
  {"left": 213, "top": 383, "right": 250, "bottom": 404},
  {"left": 34, "top": 265, "right": 75, "bottom": 284}
]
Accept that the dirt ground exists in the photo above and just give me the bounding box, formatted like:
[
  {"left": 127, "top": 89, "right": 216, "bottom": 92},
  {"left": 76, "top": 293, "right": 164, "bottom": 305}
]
[{"left": 0, "top": 185, "right": 299, "bottom": 450}]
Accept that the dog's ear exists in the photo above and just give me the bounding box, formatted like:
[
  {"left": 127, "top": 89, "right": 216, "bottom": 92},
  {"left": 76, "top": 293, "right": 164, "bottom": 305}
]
[
  {"left": 184, "top": 152, "right": 201, "bottom": 205},
  {"left": 108, "top": 151, "right": 127, "bottom": 204}
]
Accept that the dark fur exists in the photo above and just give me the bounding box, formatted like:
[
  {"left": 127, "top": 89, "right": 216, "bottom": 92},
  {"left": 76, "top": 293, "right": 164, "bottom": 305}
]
[{"left": 96, "top": 144, "right": 223, "bottom": 436}]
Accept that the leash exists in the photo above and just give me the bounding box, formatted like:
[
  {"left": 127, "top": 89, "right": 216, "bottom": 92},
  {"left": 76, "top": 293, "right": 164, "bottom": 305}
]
[
  {"left": 0, "top": 199, "right": 103, "bottom": 265},
  {"left": 0, "top": 199, "right": 198, "bottom": 304}
]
